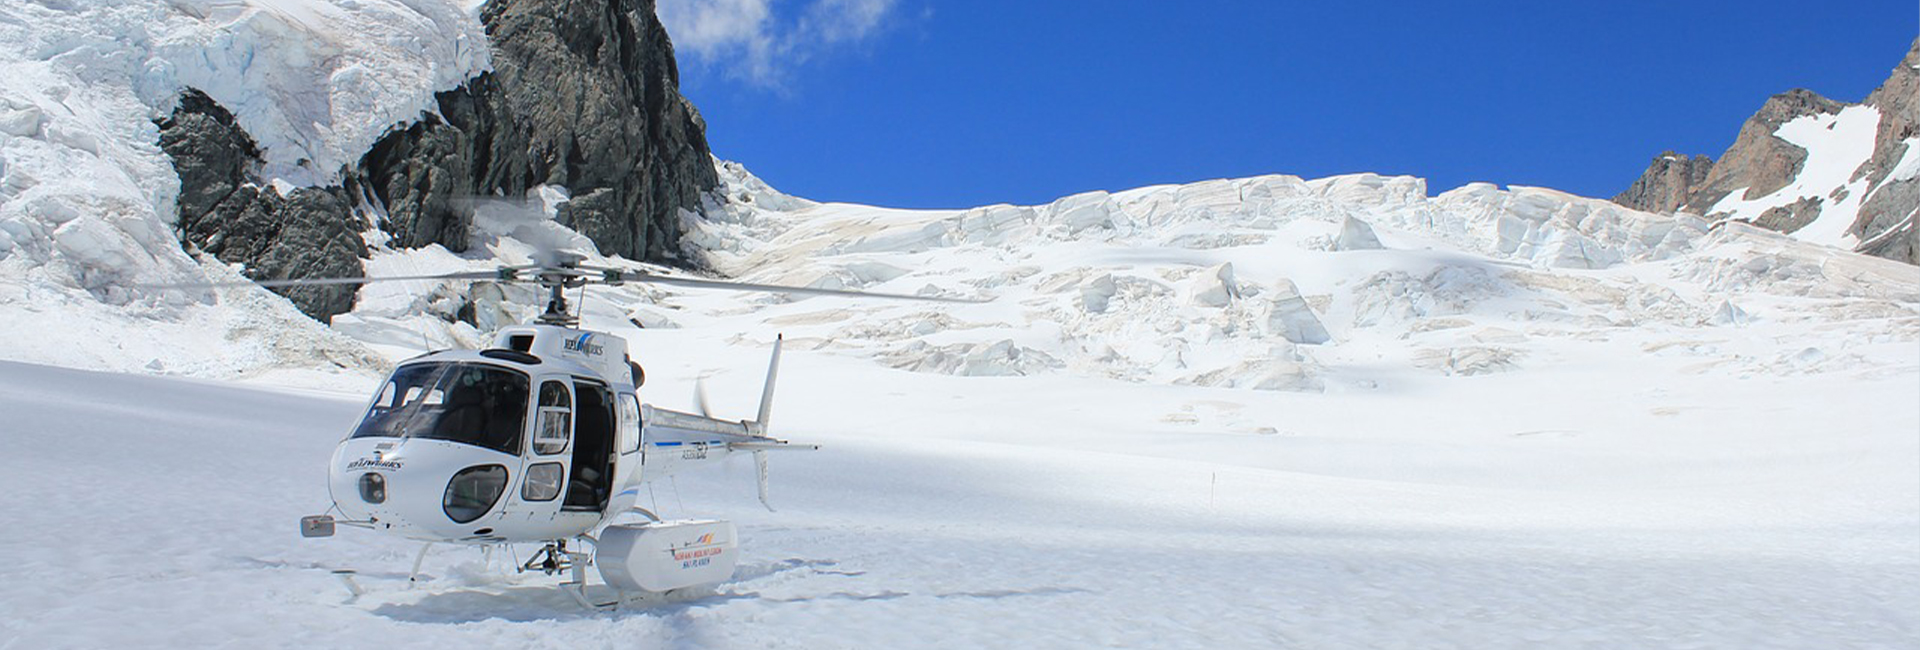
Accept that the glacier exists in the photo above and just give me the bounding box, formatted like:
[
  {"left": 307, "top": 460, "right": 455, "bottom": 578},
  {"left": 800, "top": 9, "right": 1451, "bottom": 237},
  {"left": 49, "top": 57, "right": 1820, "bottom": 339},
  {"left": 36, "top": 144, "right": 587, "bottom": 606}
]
[{"left": 0, "top": 2, "right": 1915, "bottom": 647}]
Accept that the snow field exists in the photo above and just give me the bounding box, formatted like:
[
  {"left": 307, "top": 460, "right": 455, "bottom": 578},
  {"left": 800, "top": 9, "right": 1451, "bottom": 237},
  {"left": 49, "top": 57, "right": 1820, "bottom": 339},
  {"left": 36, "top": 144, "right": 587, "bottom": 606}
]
[{"left": 1, "top": 324, "right": 1913, "bottom": 648}]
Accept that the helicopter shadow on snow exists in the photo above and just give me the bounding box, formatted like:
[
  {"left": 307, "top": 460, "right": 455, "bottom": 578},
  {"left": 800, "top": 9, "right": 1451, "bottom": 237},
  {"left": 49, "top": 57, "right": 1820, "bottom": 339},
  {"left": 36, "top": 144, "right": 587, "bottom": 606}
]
[
  {"left": 366, "top": 555, "right": 1087, "bottom": 624},
  {"left": 366, "top": 585, "right": 756, "bottom": 624},
  {"left": 366, "top": 555, "right": 881, "bottom": 624}
]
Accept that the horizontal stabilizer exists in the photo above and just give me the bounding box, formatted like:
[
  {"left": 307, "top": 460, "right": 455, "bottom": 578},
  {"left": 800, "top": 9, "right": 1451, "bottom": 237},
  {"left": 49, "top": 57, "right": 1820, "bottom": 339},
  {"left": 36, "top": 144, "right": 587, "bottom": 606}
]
[
  {"left": 729, "top": 440, "right": 820, "bottom": 451},
  {"left": 644, "top": 406, "right": 753, "bottom": 437}
]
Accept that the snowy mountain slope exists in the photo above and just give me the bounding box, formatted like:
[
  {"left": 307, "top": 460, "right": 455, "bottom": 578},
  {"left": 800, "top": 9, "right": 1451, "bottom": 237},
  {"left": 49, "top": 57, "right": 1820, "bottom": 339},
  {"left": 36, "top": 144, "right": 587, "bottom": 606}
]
[
  {"left": 1617, "top": 39, "right": 1920, "bottom": 263},
  {"left": 1704, "top": 105, "right": 1886, "bottom": 246},
  {"left": 665, "top": 164, "right": 1915, "bottom": 394},
  {"left": 0, "top": 0, "right": 488, "bottom": 378}
]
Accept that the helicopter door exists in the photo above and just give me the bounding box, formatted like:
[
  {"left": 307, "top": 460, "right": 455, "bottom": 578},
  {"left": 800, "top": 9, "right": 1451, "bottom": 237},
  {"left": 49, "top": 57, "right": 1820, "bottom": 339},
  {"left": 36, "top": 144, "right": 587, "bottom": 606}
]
[
  {"left": 564, "top": 380, "right": 617, "bottom": 512},
  {"left": 513, "top": 380, "right": 574, "bottom": 509}
]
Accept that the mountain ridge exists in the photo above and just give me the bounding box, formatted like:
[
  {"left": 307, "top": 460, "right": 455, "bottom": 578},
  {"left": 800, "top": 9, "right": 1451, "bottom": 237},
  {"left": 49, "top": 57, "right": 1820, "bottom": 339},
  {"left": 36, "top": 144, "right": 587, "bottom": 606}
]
[{"left": 1614, "top": 38, "right": 1919, "bottom": 264}]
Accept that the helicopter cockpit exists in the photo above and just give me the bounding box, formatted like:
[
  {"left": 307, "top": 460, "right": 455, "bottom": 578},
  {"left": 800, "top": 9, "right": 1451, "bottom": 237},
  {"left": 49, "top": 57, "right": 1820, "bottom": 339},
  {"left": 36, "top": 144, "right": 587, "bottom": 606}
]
[
  {"left": 352, "top": 362, "right": 530, "bottom": 455},
  {"left": 329, "top": 334, "right": 638, "bottom": 543}
]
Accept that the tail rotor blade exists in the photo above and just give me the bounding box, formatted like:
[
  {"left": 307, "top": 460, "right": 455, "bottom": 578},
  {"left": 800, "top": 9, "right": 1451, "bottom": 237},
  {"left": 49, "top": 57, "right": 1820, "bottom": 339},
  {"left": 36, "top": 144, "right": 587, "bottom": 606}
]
[
  {"left": 754, "top": 450, "right": 774, "bottom": 512},
  {"left": 693, "top": 379, "right": 713, "bottom": 418}
]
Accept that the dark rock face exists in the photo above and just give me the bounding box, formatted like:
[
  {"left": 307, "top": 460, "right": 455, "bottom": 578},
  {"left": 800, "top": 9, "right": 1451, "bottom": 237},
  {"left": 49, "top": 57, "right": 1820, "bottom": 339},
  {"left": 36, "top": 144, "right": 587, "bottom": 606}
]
[
  {"left": 347, "top": 109, "right": 474, "bottom": 251},
  {"left": 1752, "top": 195, "right": 1825, "bottom": 233},
  {"left": 156, "top": 89, "right": 367, "bottom": 320},
  {"left": 1613, "top": 151, "right": 1715, "bottom": 213},
  {"left": 158, "top": 90, "right": 258, "bottom": 225},
  {"left": 1615, "top": 38, "right": 1920, "bottom": 264},
  {"left": 348, "top": 0, "right": 718, "bottom": 261},
  {"left": 158, "top": 0, "right": 721, "bottom": 323}
]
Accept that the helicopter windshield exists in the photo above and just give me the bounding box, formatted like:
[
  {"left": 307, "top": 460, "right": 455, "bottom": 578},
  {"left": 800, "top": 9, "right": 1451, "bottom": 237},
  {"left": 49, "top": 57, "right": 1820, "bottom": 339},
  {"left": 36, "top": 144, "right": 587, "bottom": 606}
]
[{"left": 351, "top": 362, "right": 530, "bottom": 454}]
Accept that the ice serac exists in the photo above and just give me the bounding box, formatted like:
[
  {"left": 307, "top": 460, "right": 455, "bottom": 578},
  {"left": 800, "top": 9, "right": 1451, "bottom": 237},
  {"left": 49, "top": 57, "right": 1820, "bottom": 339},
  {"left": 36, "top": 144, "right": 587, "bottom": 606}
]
[
  {"left": 1614, "top": 38, "right": 1920, "bottom": 264},
  {"left": 348, "top": 0, "right": 719, "bottom": 261},
  {"left": 1336, "top": 215, "right": 1385, "bottom": 250},
  {"left": 156, "top": 90, "right": 366, "bottom": 320},
  {"left": 1613, "top": 151, "right": 1714, "bottom": 214}
]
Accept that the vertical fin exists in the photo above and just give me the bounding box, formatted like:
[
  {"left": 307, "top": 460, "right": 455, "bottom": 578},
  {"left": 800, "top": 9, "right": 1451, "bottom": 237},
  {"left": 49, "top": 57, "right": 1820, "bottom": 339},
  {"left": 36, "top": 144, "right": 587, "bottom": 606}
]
[
  {"left": 754, "top": 450, "right": 774, "bottom": 512},
  {"left": 755, "top": 334, "right": 783, "bottom": 432}
]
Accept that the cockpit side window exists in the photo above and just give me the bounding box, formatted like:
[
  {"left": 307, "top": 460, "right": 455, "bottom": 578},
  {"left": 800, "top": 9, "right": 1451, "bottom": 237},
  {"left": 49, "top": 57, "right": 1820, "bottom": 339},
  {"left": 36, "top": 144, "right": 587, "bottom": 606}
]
[
  {"left": 616, "top": 393, "right": 642, "bottom": 454},
  {"left": 534, "top": 380, "right": 573, "bottom": 455}
]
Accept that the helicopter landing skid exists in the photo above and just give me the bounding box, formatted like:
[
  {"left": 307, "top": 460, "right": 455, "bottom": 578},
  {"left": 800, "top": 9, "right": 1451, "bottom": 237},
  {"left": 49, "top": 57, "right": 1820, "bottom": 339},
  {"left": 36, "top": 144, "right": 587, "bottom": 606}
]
[
  {"left": 408, "top": 542, "right": 434, "bottom": 586},
  {"left": 519, "top": 538, "right": 625, "bottom": 610},
  {"left": 563, "top": 557, "right": 623, "bottom": 611}
]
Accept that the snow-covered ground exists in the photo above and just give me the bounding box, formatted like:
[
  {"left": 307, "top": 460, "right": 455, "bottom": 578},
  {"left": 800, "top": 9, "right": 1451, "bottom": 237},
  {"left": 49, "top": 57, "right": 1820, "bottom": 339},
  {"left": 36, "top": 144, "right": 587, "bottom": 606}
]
[
  {"left": 1, "top": 319, "right": 1914, "bottom": 648},
  {"left": 3, "top": 158, "right": 1918, "bottom": 647}
]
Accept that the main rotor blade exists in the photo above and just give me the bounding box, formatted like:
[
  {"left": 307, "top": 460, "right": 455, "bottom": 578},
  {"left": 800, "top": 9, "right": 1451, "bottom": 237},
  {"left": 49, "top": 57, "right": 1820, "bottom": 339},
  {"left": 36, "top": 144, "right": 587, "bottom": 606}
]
[
  {"left": 142, "top": 270, "right": 511, "bottom": 290},
  {"left": 619, "top": 272, "right": 984, "bottom": 303},
  {"left": 142, "top": 262, "right": 982, "bottom": 303}
]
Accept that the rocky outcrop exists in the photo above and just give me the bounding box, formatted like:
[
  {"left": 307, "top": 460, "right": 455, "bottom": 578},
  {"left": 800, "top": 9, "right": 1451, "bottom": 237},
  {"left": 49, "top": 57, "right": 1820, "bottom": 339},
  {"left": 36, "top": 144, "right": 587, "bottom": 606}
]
[
  {"left": 1615, "top": 38, "right": 1920, "bottom": 264},
  {"left": 347, "top": 0, "right": 717, "bottom": 261},
  {"left": 1853, "top": 39, "right": 1920, "bottom": 263},
  {"left": 1613, "top": 152, "right": 1714, "bottom": 213},
  {"left": 1752, "top": 195, "right": 1825, "bottom": 233},
  {"left": 156, "top": 89, "right": 366, "bottom": 320},
  {"left": 157, "top": 0, "right": 720, "bottom": 322},
  {"left": 1685, "top": 89, "right": 1847, "bottom": 214}
]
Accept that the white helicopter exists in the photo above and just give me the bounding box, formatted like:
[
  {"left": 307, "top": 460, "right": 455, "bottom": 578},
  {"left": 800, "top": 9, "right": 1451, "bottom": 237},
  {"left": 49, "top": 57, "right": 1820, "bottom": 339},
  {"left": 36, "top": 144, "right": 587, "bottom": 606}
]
[{"left": 189, "top": 254, "right": 965, "bottom": 607}]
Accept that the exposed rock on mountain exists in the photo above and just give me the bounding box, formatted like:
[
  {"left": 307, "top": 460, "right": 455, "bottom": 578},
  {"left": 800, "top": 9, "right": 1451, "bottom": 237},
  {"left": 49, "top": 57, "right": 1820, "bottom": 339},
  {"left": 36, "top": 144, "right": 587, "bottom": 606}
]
[
  {"left": 1614, "top": 38, "right": 1919, "bottom": 264},
  {"left": 1686, "top": 89, "right": 1848, "bottom": 214},
  {"left": 1854, "top": 39, "right": 1920, "bottom": 263},
  {"left": 156, "top": 90, "right": 366, "bottom": 320},
  {"left": 348, "top": 0, "right": 718, "bottom": 262},
  {"left": 1613, "top": 152, "right": 1714, "bottom": 214},
  {"left": 156, "top": 0, "right": 719, "bottom": 321}
]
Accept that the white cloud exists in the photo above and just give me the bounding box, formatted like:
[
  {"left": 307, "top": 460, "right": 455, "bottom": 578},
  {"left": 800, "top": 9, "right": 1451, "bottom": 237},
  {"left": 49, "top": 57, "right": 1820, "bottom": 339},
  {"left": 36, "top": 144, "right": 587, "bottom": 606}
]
[
  {"left": 802, "top": 0, "right": 894, "bottom": 43},
  {"left": 655, "top": 0, "right": 900, "bottom": 86}
]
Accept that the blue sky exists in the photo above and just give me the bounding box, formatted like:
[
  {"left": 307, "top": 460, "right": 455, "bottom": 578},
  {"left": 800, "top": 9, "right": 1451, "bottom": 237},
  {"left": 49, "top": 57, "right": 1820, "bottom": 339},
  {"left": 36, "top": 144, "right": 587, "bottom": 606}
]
[{"left": 660, "top": 0, "right": 1917, "bottom": 209}]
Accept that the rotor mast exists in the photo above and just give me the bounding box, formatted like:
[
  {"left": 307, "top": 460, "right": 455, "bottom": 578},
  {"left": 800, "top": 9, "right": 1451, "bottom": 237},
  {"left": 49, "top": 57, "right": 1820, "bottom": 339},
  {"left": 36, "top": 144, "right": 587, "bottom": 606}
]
[{"left": 535, "top": 271, "right": 585, "bottom": 327}]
